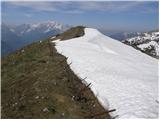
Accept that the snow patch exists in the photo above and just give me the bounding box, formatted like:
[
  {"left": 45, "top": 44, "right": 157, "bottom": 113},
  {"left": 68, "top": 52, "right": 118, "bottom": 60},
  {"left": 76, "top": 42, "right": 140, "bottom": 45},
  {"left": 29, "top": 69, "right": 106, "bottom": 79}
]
[
  {"left": 51, "top": 39, "right": 60, "bottom": 43},
  {"left": 55, "top": 28, "right": 158, "bottom": 118},
  {"left": 51, "top": 36, "right": 56, "bottom": 39}
]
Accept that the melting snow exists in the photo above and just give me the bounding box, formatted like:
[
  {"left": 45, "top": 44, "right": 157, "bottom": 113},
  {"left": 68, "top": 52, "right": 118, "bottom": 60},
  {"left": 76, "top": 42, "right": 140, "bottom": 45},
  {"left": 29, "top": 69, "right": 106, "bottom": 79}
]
[
  {"left": 51, "top": 39, "right": 60, "bottom": 43},
  {"left": 54, "top": 28, "right": 159, "bottom": 118},
  {"left": 51, "top": 36, "right": 56, "bottom": 39}
]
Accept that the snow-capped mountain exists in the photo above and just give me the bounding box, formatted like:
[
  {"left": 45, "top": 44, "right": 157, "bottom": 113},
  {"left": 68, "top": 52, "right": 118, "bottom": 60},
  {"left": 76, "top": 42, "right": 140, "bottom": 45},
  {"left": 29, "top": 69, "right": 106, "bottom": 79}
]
[
  {"left": 122, "top": 31, "right": 159, "bottom": 58},
  {"left": 53, "top": 28, "right": 158, "bottom": 118},
  {"left": 13, "top": 21, "right": 69, "bottom": 35},
  {"left": 1, "top": 21, "right": 70, "bottom": 57},
  {"left": 108, "top": 32, "right": 141, "bottom": 41},
  {"left": 12, "top": 21, "right": 70, "bottom": 42}
]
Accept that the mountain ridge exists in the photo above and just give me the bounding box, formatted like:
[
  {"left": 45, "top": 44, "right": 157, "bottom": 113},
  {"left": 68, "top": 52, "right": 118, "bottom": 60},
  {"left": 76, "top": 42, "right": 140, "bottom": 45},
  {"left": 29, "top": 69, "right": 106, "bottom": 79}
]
[
  {"left": 1, "top": 26, "right": 110, "bottom": 118},
  {"left": 122, "top": 30, "right": 159, "bottom": 59}
]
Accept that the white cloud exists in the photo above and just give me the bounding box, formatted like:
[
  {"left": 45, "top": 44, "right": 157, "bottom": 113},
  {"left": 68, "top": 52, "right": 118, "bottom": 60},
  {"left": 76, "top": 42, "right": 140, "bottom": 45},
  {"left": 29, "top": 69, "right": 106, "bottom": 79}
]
[
  {"left": 24, "top": 13, "right": 33, "bottom": 17},
  {"left": 62, "top": 10, "right": 84, "bottom": 14},
  {"left": 76, "top": 1, "right": 145, "bottom": 12},
  {"left": 7, "top": 1, "right": 58, "bottom": 12},
  {"left": 6, "top": 1, "right": 157, "bottom": 14}
]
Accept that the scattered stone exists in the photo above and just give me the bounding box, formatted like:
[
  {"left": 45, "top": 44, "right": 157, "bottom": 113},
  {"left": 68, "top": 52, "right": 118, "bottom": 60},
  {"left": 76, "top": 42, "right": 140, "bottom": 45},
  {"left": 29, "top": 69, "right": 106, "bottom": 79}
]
[
  {"left": 54, "top": 82, "right": 57, "bottom": 85},
  {"left": 93, "top": 104, "right": 96, "bottom": 107},
  {"left": 62, "top": 112, "right": 65, "bottom": 116},
  {"left": 41, "top": 96, "right": 45, "bottom": 99},
  {"left": 21, "top": 49, "right": 25, "bottom": 53},
  {"left": 12, "top": 61, "right": 16, "bottom": 65},
  {"left": 72, "top": 96, "right": 75, "bottom": 101},
  {"left": 12, "top": 102, "right": 18, "bottom": 107},
  {"left": 43, "top": 107, "right": 49, "bottom": 112},
  {"left": 62, "top": 77, "right": 67, "bottom": 81},
  {"left": 35, "top": 96, "right": 39, "bottom": 99}
]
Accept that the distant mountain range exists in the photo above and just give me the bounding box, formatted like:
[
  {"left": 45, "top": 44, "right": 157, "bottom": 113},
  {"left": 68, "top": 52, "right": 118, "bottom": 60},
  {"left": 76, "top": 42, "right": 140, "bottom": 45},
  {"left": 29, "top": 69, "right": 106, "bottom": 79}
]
[
  {"left": 1, "top": 21, "right": 70, "bottom": 57},
  {"left": 108, "top": 32, "right": 141, "bottom": 41},
  {"left": 122, "top": 30, "right": 159, "bottom": 59},
  {"left": 1, "top": 23, "right": 26, "bottom": 56}
]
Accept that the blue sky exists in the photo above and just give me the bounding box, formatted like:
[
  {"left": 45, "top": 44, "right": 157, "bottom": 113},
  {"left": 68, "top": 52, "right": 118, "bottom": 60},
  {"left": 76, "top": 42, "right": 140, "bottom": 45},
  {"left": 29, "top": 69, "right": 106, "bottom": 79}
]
[{"left": 2, "top": 1, "right": 159, "bottom": 32}]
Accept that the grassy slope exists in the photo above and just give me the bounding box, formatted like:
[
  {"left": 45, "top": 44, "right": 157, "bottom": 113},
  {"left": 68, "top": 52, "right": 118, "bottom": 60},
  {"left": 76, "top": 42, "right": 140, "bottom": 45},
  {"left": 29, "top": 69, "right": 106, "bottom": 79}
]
[
  {"left": 54, "top": 26, "right": 85, "bottom": 41},
  {"left": 1, "top": 27, "right": 111, "bottom": 118}
]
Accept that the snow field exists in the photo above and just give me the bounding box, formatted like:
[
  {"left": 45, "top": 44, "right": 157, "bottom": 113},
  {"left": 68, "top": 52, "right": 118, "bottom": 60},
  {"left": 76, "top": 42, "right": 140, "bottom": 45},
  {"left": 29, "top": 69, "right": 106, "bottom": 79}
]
[{"left": 54, "top": 28, "right": 159, "bottom": 118}]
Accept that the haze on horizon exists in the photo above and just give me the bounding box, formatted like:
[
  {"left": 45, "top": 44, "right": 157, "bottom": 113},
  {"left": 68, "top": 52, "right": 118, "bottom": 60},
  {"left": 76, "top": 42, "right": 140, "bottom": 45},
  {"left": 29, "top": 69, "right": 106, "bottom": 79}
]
[{"left": 1, "top": 1, "right": 159, "bottom": 32}]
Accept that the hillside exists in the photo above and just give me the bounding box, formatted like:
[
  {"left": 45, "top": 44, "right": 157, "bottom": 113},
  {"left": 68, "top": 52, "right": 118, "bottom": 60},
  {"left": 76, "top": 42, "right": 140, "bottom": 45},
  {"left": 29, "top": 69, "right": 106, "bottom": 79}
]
[
  {"left": 122, "top": 30, "right": 159, "bottom": 59},
  {"left": 54, "top": 28, "right": 158, "bottom": 118},
  {"left": 1, "top": 26, "right": 110, "bottom": 119}
]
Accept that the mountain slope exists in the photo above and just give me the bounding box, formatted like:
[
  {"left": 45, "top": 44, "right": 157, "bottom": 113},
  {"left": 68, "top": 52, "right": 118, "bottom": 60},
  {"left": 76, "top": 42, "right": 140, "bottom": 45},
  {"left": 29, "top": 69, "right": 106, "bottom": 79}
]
[
  {"left": 122, "top": 31, "right": 159, "bottom": 58},
  {"left": 1, "top": 27, "right": 110, "bottom": 118},
  {"left": 54, "top": 28, "right": 158, "bottom": 118}
]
